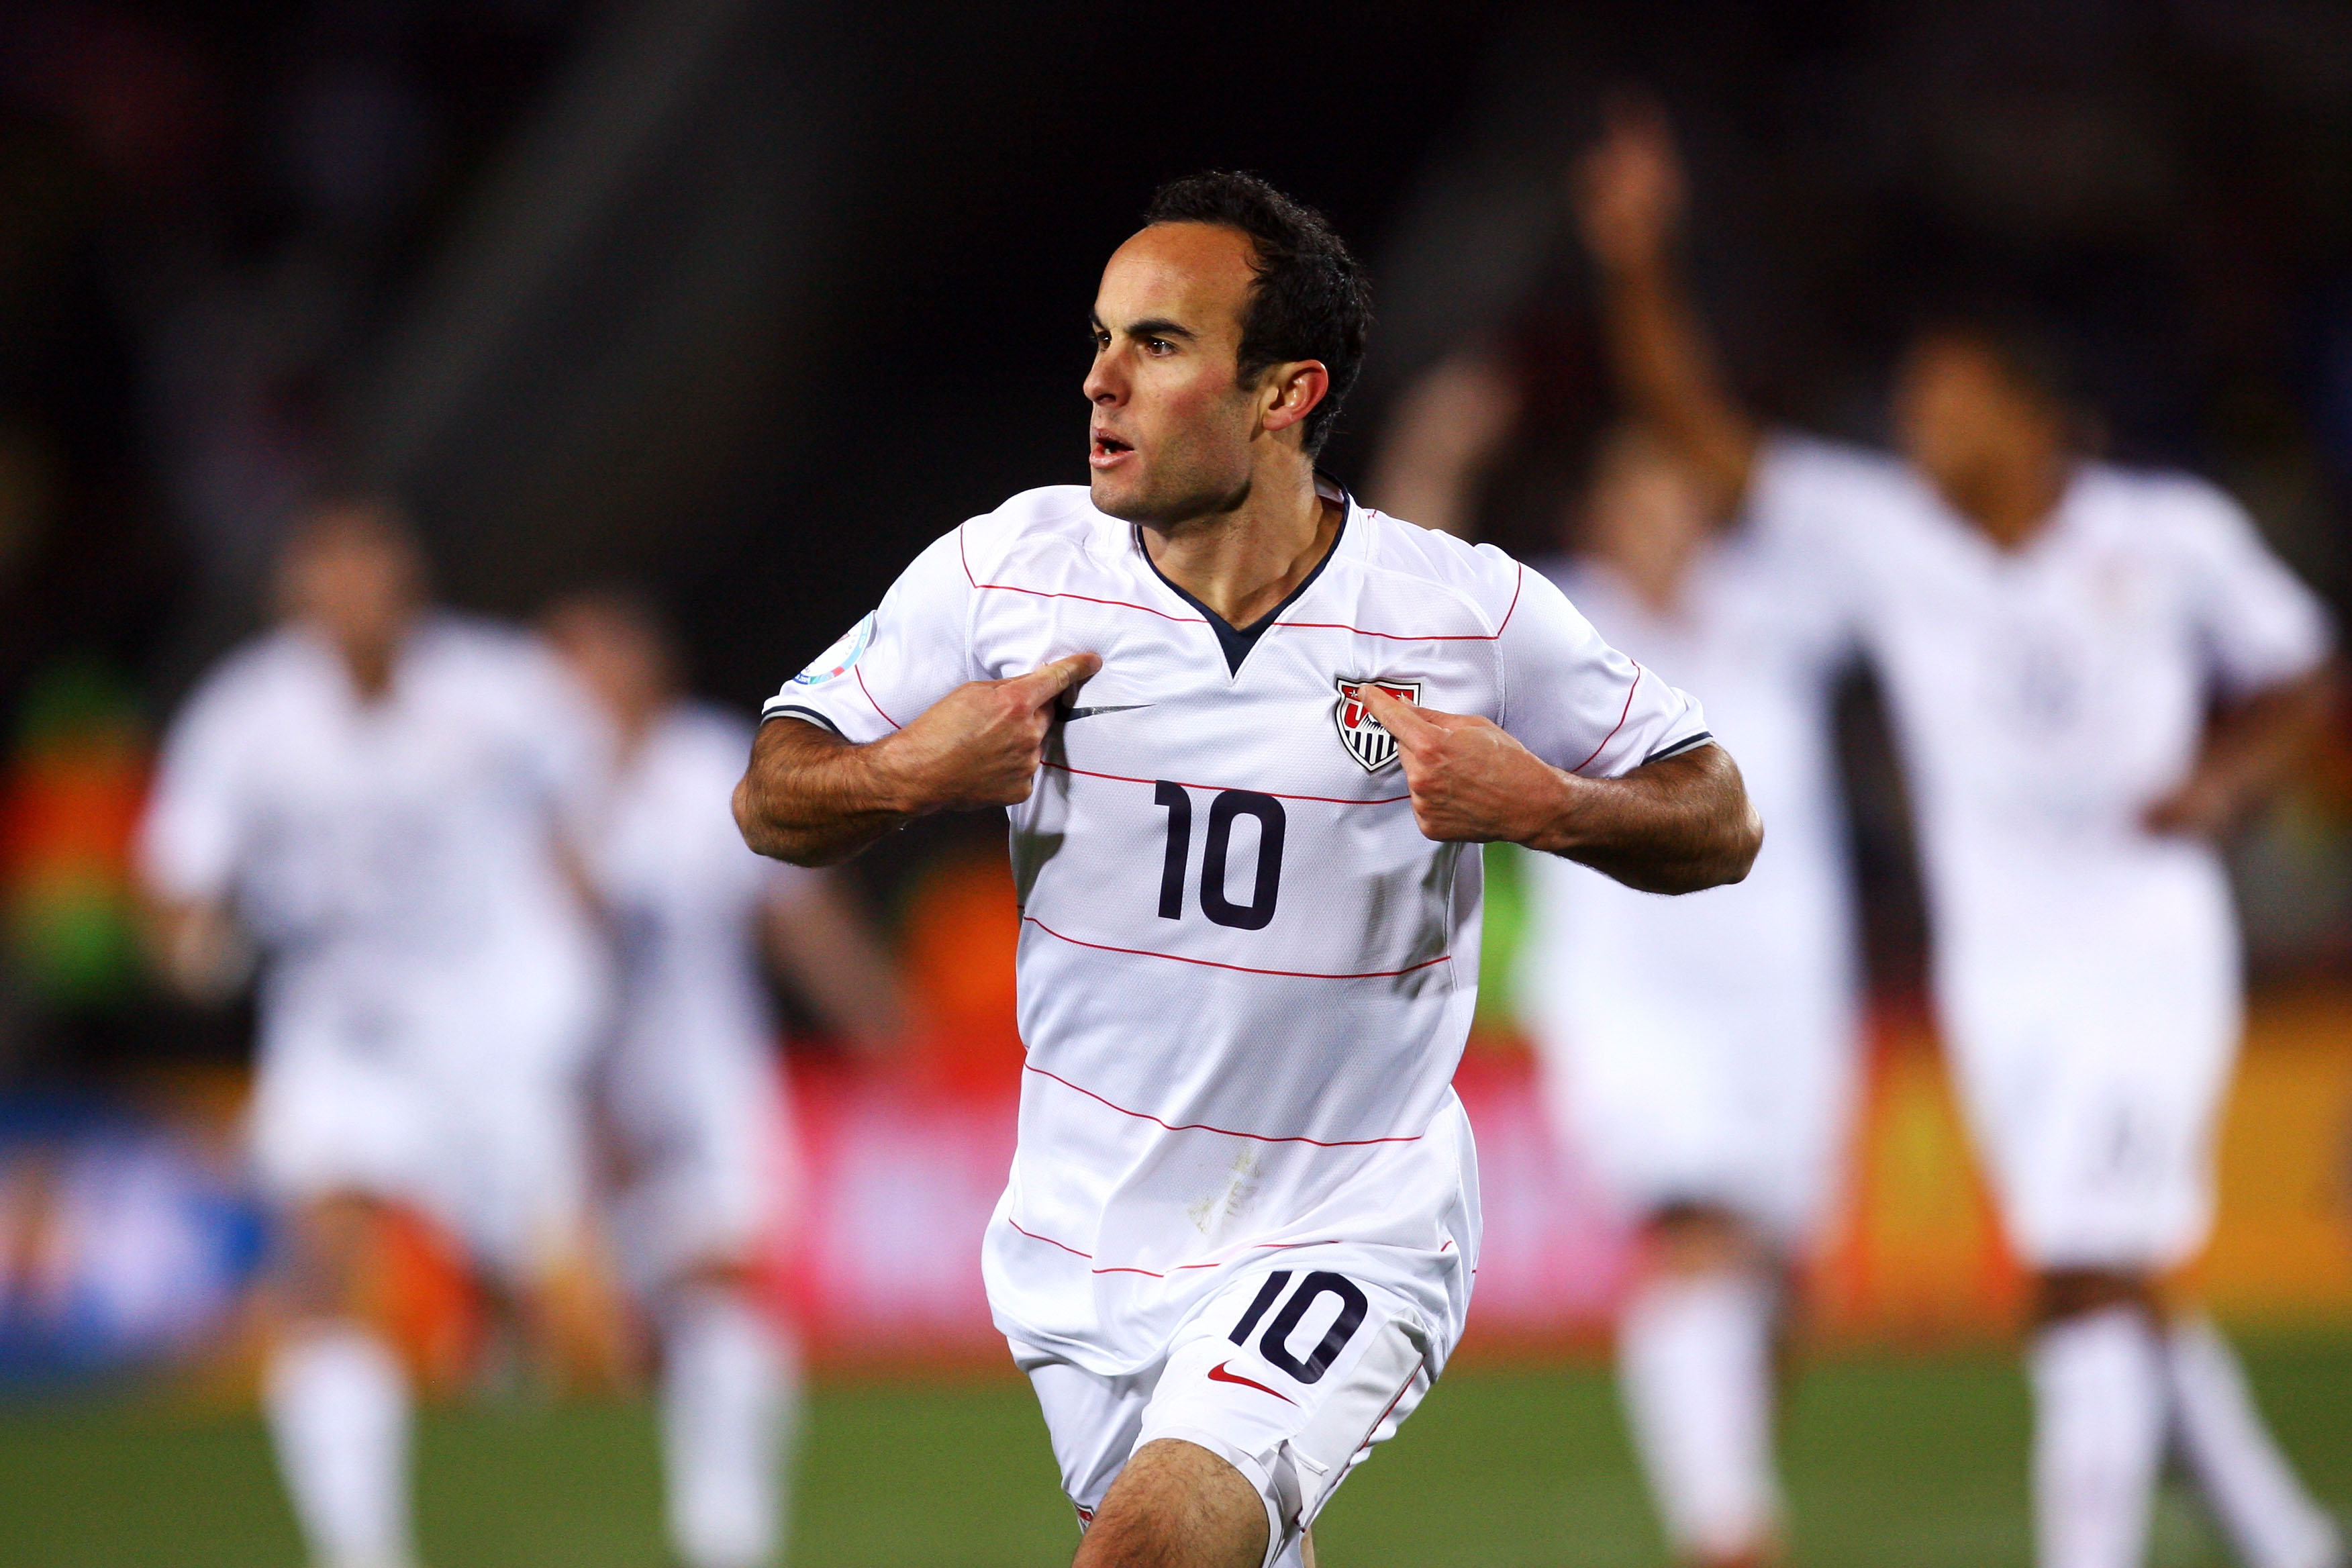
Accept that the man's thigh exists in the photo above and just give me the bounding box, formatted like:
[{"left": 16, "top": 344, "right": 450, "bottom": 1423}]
[
  {"left": 607, "top": 1034, "right": 780, "bottom": 1292},
  {"left": 250, "top": 1040, "right": 434, "bottom": 1211},
  {"left": 1949, "top": 1024, "right": 2233, "bottom": 1270},
  {"left": 1024, "top": 1259, "right": 1439, "bottom": 1566}
]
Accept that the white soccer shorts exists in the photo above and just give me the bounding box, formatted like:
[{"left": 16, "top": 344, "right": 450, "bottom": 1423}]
[
  {"left": 1944, "top": 1011, "right": 2238, "bottom": 1272},
  {"left": 1015, "top": 1259, "right": 1437, "bottom": 1568},
  {"left": 1536, "top": 1007, "right": 1857, "bottom": 1248},
  {"left": 249, "top": 1030, "right": 591, "bottom": 1283},
  {"left": 604, "top": 1030, "right": 788, "bottom": 1293}
]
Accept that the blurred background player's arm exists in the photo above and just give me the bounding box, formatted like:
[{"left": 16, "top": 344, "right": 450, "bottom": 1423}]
[
  {"left": 1365, "top": 355, "right": 1523, "bottom": 538},
  {"left": 763, "top": 868, "right": 907, "bottom": 1056},
  {"left": 1573, "top": 97, "right": 1760, "bottom": 519},
  {"left": 142, "top": 895, "right": 251, "bottom": 1006},
  {"left": 2144, "top": 663, "right": 2341, "bottom": 840}
]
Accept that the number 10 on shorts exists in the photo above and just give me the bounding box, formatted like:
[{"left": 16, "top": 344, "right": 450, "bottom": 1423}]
[{"left": 1228, "top": 1271, "right": 1369, "bottom": 1385}]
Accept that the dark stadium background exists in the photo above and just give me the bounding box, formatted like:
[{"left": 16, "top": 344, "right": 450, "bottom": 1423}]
[{"left": 1, "top": 3, "right": 2349, "bottom": 1565}]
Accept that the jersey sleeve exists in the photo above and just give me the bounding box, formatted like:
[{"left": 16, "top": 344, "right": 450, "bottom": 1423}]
[
  {"left": 138, "top": 675, "right": 251, "bottom": 907},
  {"left": 2173, "top": 481, "right": 2335, "bottom": 697},
  {"left": 1495, "top": 558, "right": 1712, "bottom": 777},
  {"left": 761, "top": 527, "right": 976, "bottom": 743}
]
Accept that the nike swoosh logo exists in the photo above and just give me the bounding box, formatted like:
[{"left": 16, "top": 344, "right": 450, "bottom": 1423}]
[
  {"left": 1207, "top": 1361, "right": 1294, "bottom": 1404},
  {"left": 1061, "top": 703, "right": 1153, "bottom": 722}
]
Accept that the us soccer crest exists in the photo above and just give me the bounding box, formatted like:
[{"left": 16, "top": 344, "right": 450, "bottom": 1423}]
[{"left": 1333, "top": 677, "right": 1420, "bottom": 773}]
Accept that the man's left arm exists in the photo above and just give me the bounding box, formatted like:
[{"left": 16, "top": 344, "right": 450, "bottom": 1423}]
[
  {"left": 2143, "top": 662, "right": 2341, "bottom": 838},
  {"left": 2145, "top": 483, "right": 2343, "bottom": 839},
  {"left": 1360, "top": 686, "right": 1760, "bottom": 894}
]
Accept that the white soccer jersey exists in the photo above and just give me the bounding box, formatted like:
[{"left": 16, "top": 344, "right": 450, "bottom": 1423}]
[
  {"left": 585, "top": 701, "right": 807, "bottom": 1283},
  {"left": 139, "top": 616, "right": 610, "bottom": 1259},
  {"left": 1748, "top": 436, "right": 2333, "bottom": 1265},
  {"left": 1517, "top": 540, "right": 1860, "bottom": 1243},
  {"left": 765, "top": 484, "right": 1708, "bottom": 1374}
]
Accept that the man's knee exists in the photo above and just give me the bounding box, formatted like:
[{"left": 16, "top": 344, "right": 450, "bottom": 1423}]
[
  {"left": 2032, "top": 1266, "right": 2157, "bottom": 1328},
  {"left": 1075, "top": 1438, "right": 1269, "bottom": 1568},
  {"left": 1646, "top": 1202, "right": 1767, "bottom": 1277},
  {"left": 275, "top": 1192, "right": 385, "bottom": 1322}
]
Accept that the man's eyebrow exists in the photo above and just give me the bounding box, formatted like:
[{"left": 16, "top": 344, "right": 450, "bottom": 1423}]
[{"left": 1111, "top": 316, "right": 1196, "bottom": 342}]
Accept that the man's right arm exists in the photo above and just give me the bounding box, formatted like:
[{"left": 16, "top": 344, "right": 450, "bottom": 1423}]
[
  {"left": 1574, "top": 97, "right": 1761, "bottom": 516},
  {"left": 734, "top": 653, "right": 1101, "bottom": 867}
]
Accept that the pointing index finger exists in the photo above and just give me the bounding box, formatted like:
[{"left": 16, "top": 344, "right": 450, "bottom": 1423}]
[
  {"left": 1009, "top": 652, "right": 1104, "bottom": 708},
  {"left": 1360, "top": 683, "right": 1436, "bottom": 744}
]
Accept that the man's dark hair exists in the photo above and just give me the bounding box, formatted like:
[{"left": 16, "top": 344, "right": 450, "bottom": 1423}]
[
  {"left": 1904, "top": 291, "right": 2094, "bottom": 423},
  {"left": 1142, "top": 171, "right": 1372, "bottom": 457}
]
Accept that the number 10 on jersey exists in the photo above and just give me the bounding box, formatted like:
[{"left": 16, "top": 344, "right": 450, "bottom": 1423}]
[{"left": 1155, "top": 781, "right": 1286, "bottom": 930}]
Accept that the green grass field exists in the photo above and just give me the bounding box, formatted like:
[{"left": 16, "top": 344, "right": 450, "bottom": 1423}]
[{"left": 0, "top": 1335, "right": 2344, "bottom": 1567}]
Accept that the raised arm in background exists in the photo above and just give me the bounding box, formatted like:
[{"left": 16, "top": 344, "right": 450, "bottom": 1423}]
[
  {"left": 1573, "top": 97, "right": 1761, "bottom": 517},
  {"left": 1364, "top": 355, "right": 1523, "bottom": 538}
]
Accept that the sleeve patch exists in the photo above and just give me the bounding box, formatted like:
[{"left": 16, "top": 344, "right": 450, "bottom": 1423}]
[{"left": 790, "top": 612, "right": 875, "bottom": 686}]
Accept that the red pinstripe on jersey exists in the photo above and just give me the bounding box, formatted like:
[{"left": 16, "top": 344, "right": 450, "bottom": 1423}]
[
  {"left": 1001, "top": 1214, "right": 1383, "bottom": 1277},
  {"left": 1022, "top": 916, "right": 1450, "bottom": 984},
  {"left": 1568, "top": 660, "right": 1644, "bottom": 774},
  {"left": 853, "top": 666, "right": 900, "bottom": 729},
  {"left": 961, "top": 525, "right": 1204, "bottom": 624},
  {"left": 1021, "top": 1060, "right": 1428, "bottom": 1147},
  {"left": 1039, "top": 761, "right": 1408, "bottom": 807},
  {"left": 959, "top": 525, "right": 1526, "bottom": 643},
  {"left": 1272, "top": 564, "right": 1526, "bottom": 642}
]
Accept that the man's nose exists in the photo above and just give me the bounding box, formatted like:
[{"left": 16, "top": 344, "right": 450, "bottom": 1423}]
[{"left": 1084, "top": 354, "right": 1124, "bottom": 405}]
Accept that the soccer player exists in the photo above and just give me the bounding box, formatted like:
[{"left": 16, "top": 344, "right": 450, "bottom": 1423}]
[
  {"left": 1577, "top": 103, "right": 2345, "bottom": 1568},
  {"left": 545, "top": 588, "right": 904, "bottom": 1568},
  {"left": 140, "top": 501, "right": 611, "bottom": 1568},
  {"left": 1377, "top": 383, "right": 1860, "bottom": 1565},
  {"left": 733, "top": 171, "right": 1763, "bottom": 1568}
]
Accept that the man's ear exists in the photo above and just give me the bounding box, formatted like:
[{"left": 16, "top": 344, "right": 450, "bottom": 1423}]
[{"left": 1259, "top": 360, "right": 1331, "bottom": 440}]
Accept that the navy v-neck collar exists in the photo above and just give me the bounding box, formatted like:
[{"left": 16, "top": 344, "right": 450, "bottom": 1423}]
[{"left": 1138, "top": 481, "right": 1351, "bottom": 677}]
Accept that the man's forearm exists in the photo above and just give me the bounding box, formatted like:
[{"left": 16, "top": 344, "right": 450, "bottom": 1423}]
[
  {"left": 2193, "top": 663, "right": 2339, "bottom": 819},
  {"left": 1595, "top": 261, "right": 1759, "bottom": 514},
  {"left": 734, "top": 719, "right": 920, "bottom": 868},
  {"left": 1526, "top": 743, "right": 1761, "bottom": 893}
]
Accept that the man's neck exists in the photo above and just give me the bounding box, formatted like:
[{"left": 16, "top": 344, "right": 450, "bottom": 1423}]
[
  {"left": 609, "top": 694, "right": 669, "bottom": 770},
  {"left": 334, "top": 630, "right": 410, "bottom": 704},
  {"left": 1946, "top": 451, "right": 2069, "bottom": 552},
  {"left": 1138, "top": 463, "right": 1342, "bottom": 629}
]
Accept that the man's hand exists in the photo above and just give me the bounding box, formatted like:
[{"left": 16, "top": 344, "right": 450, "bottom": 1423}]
[
  {"left": 877, "top": 654, "right": 1104, "bottom": 812},
  {"left": 1361, "top": 685, "right": 1559, "bottom": 843},
  {"left": 735, "top": 652, "right": 1100, "bottom": 867},
  {"left": 2140, "top": 663, "right": 2337, "bottom": 842},
  {"left": 1366, "top": 356, "right": 1524, "bottom": 539},
  {"left": 2139, "top": 774, "right": 2239, "bottom": 840},
  {"left": 1571, "top": 95, "right": 1685, "bottom": 280},
  {"left": 143, "top": 895, "right": 252, "bottom": 1003},
  {"left": 1361, "top": 685, "right": 1761, "bottom": 894}
]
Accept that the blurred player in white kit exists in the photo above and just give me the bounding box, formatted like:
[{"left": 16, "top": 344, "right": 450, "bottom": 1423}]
[
  {"left": 1380, "top": 388, "right": 1861, "bottom": 1563},
  {"left": 138, "top": 500, "right": 611, "bottom": 1568},
  {"left": 1581, "top": 102, "right": 2345, "bottom": 1568},
  {"left": 545, "top": 589, "right": 904, "bottom": 1568},
  {"left": 734, "top": 173, "right": 1763, "bottom": 1568}
]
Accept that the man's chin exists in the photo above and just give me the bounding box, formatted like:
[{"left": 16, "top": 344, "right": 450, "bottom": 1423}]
[{"left": 1088, "top": 471, "right": 1155, "bottom": 524}]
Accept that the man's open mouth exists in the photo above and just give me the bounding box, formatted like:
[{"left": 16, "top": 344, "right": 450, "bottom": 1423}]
[{"left": 1090, "top": 431, "right": 1133, "bottom": 462}]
